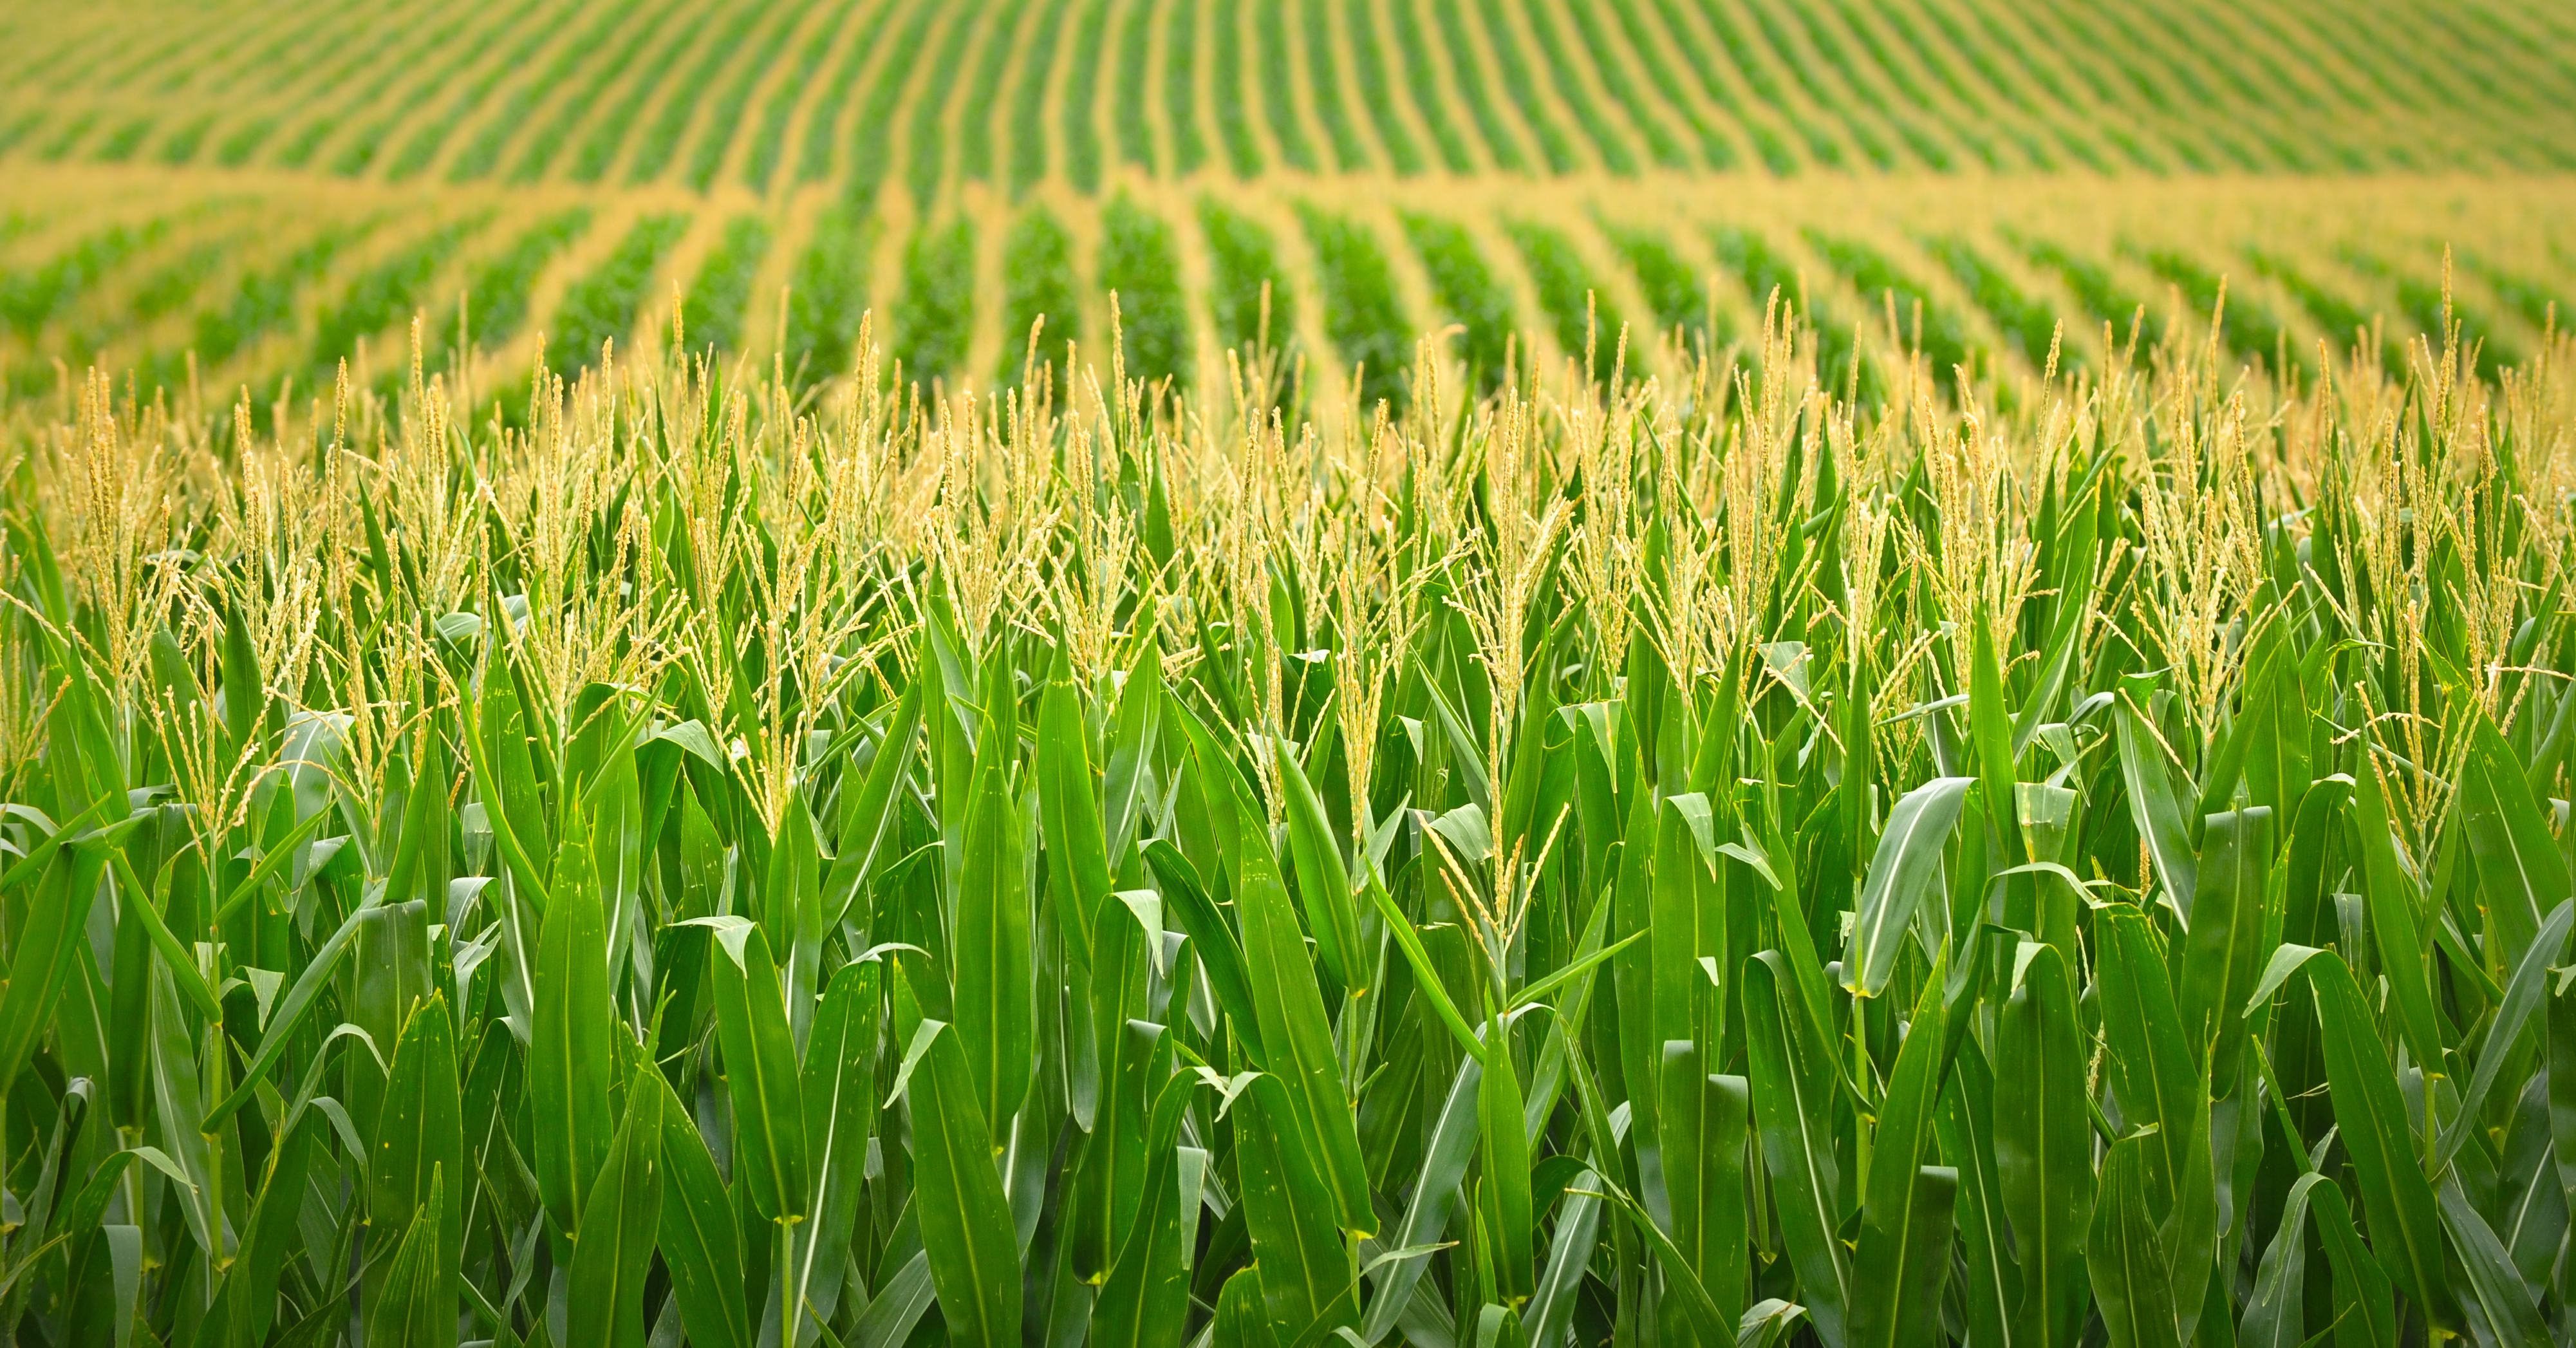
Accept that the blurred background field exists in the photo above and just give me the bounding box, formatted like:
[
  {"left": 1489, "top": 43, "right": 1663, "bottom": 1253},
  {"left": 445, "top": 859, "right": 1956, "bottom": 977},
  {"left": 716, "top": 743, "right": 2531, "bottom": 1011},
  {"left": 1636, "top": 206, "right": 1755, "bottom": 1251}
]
[{"left": 1, "top": 0, "right": 2572, "bottom": 409}]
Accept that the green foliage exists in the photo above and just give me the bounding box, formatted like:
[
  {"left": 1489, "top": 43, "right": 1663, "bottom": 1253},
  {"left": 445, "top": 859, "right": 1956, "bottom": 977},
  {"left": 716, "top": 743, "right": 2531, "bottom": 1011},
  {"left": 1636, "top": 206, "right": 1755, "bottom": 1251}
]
[
  {"left": 1298, "top": 204, "right": 1408, "bottom": 408},
  {"left": 1200, "top": 198, "right": 1287, "bottom": 353},
  {"left": 904, "top": 0, "right": 990, "bottom": 211},
  {"left": 565, "top": 8, "right": 713, "bottom": 183},
  {"left": 683, "top": 215, "right": 774, "bottom": 355},
  {"left": 843, "top": 1, "right": 943, "bottom": 209},
  {"left": 2019, "top": 235, "right": 2163, "bottom": 350},
  {"left": 627, "top": 0, "right": 782, "bottom": 185},
  {"left": 1110, "top": 0, "right": 1155, "bottom": 173},
  {"left": 790, "top": 0, "right": 893, "bottom": 188},
  {"left": 1099, "top": 194, "right": 1186, "bottom": 388},
  {"left": 6, "top": 230, "right": 2576, "bottom": 1348},
  {"left": 1806, "top": 229, "right": 1972, "bottom": 380},
  {"left": 1432, "top": 0, "right": 1525, "bottom": 172},
  {"left": 194, "top": 222, "right": 361, "bottom": 368},
  {"left": 1161, "top": 0, "right": 1206, "bottom": 176},
  {"left": 311, "top": 216, "right": 485, "bottom": 377},
  {"left": 131, "top": 240, "right": 224, "bottom": 323},
  {"left": 785, "top": 208, "right": 871, "bottom": 385},
  {"left": 1300, "top": 0, "right": 1367, "bottom": 171},
  {"left": 893, "top": 217, "right": 976, "bottom": 386},
  {"left": 1607, "top": 223, "right": 1717, "bottom": 349},
  {"left": 1060, "top": 0, "right": 1115, "bottom": 191},
  {"left": 446, "top": 0, "right": 642, "bottom": 183},
  {"left": 1384, "top": 0, "right": 1471, "bottom": 172},
  {"left": 1255, "top": 0, "right": 1316, "bottom": 173},
  {"left": 998, "top": 205, "right": 1079, "bottom": 385},
  {"left": 1715, "top": 225, "right": 1860, "bottom": 391},
  {"left": 2248, "top": 247, "right": 2405, "bottom": 371},
  {"left": 679, "top": 0, "right": 807, "bottom": 192},
  {"left": 1401, "top": 212, "right": 1514, "bottom": 389},
  {"left": 1925, "top": 234, "right": 2065, "bottom": 370},
  {"left": 1505, "top": 0, "right": 1630, "bottom": 174},
  {"left": 955, "top": 0, "right": 1032, "bottom": 188},
  {"left": 2136, "top": 245, "right": 2293, "bottom": 373},
  {"left": 1005, "top": 0, "right": 1072, "bottom": 195},
  {"left": 1342, "top": 0, "right": 1422, "bottom": 174},
  {"left": 1211, "top": 0, "right": 1261, "bottom": 177},
  {"left": 1507, "top": 220, "right": 1623, "bottom": 374},
  {"left": 1, "top": 218, "right": 166, "bottom": 339},
  {"left": 550, "top": 212, "right": 688, "bottom": 377},
  {"left": 468, "top": 208, "right": 592, "bottom": 350}
]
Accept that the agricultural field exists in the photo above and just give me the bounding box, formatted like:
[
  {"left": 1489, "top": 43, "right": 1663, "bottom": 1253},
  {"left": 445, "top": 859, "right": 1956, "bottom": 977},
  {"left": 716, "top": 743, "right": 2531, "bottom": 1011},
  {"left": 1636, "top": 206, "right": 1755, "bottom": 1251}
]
[
  {"left": 0, "top": 0, "right": 2572, "bottom": 409},
  {"left": 5, "top": 5, "right": 2576, "bottom": 1348}
]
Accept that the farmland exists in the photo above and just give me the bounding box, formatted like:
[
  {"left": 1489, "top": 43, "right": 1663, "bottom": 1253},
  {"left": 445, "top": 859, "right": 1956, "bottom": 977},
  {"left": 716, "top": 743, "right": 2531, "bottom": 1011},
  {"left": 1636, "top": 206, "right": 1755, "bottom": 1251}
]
[
  {"left": 0, "top": 1, "right": 2572, "bottom": 407},
  {"left": 4, "top": 5, "right": 2576, "bottom": 1348}
]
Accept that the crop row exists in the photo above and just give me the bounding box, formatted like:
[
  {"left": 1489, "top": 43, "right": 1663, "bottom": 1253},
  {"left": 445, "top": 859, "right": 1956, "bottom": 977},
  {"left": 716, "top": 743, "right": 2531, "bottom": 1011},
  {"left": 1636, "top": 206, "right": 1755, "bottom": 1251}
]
[
  {"left": 8, "top": 0, "right": 2574, "bottom": 199},
  {"left": 5, "top": 196, "right": 2568, "bottom": 414}
]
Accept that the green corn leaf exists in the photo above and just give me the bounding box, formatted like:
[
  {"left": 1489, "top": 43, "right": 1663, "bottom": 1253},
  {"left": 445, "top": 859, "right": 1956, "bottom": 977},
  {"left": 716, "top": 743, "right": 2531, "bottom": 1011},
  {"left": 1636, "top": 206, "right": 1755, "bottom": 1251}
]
[
  {"left": 705, "top": 919, "right": 810, "bottom": 1222},
  {"left": 223, "top": 1109, "right": 321, "bottom": 1348},
  {"left": 366, "top": 1166, "right": 455, "bottom": 1348},
  {"left": 1849, "top": 955, "right": 1953, "bottom": 1348},
  {"left": 1613, "top": 783, "right": 1661, "bottom": 1154},
  {"left": 826, "top": 672, "right": 922, "bottom": 930},
  {"left": 2434, "top": 1175, "right": 2548, "bottom": 1348},
  {"left": 2434, "top": 899, "right": 2571, "bottom": 1168},
  {"left": 1213, "top": 1266, "right": 1281, "bottom": 1348},
  {"left": 534, "top": 861, "right": 617, "bottom": 1246},
  {"left": 2174, "top": 805, "right": 2270, "bottom": 1089},
  {"left": 384, "top": 727, "right": 451, "bottom": 911},
  {"left": 1273, "top": 735, "right": 1363, "bottom": 993},
  {"left": 1101, "top": 637, "right": 1166, "bottom": 868},
  {"left": 792, "top": 958, "right": 884, "bottom": 1333},
  {"left": 1996, "top": 942, "right": 2092, "bottom": 1348},
  {"left": 1040, "top": 657, "right": 1114, "bottom": 969},
  {"left": 2458, "top": 707, "right": 2572, "bottom": 971},
  {"left": 1736, "top": 1298, "right": 1810, "bottom": 1348},
  {"left": 1480, "top": 1013, "right": 1534, "bottom": 1302},
  {"left": 901, "top": 1018, "right": 1022, "bottom": 1348},
  {"left": 1090, "top": 1074, "right": 1197, "bottom": 1348},
  {"left": 1744, "top": 951, "right": 1849, "bottom": 1346},
  {"left": 2089, "top": 1137, "right": 2178, "bottom": 1348},
  {"left": 1843, "top": 776, "right": 1972, "bottom": 997},
  {"left": 1582, "top": 1168, "right": 1730, "bottom": 1343},
  {"left": 1936, "top": 1042, "right": 2017, "bottom": 1348},
  {"left": 955, "top": 700, "right": 1033, "bottom": 1138},
  {"left": 1972, "top": 603, "right": 2022, "bottom": 863},
  {"left": 1522, "top": 1174, "right": 1602, "bottom": 1348},
  {"left": 1652, "top": 792, "right": 1716, "bottom": 1053},
  {"left": 2245, "top": 944, "right": 2456, "bottom": 1331},
  {"left": 1367, "top": 874, "right": 1486, "bottom": 1062},
  {"left": 2350, "top": 761, "right": 2443, "bottom": 1070},
  {"left": 1360, "top": 1054, "right": 1483, "bottom": 1343},
  {"left": 2306, "top": 1172, "right": 2398, "bottom": 1348},
  {"left": 1232, "top": 1072, "right": 1361, "bottom": 1343},
  {"left": 0, "top": 844, "right": 108, "bottom": 1102},
  {"left": 2113, "top": 687, "right": 2196, "bottom": 916},
  {"left": 2095, "top": 908, "right": 2197, "bottom": 1206},
  {"left": 1144, "top": 838, "right": 1267, "bottom": 1062},
  {"left": 205, "top": 878, "right": 386, "bottom": 1127},
  {"left": 650, "top": 1065, "right": 753, "bottom": 1348},
  {"left": 566, "top": 1065, "right": 666, "bottom": 1348},
  {"left": 1236, "top": 812, "right": 1374, "bottom": 1234},
  {"left": 372, "top": 994, "right": 464, "bottom": 1267},
  {"left": 1661, "top": 1043, "right": 1750, "bottom": 1329},
  {"left": 2239, "top": 1168, "right": 2319, "bottom": 1348}
]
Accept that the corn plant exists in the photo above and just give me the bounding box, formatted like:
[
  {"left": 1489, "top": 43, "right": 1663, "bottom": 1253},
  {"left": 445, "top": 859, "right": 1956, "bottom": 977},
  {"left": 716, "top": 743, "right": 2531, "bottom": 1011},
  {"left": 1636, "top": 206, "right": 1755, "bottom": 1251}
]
[{"left": 0, "top": 305, "right": 2570, "bottom": 1348}]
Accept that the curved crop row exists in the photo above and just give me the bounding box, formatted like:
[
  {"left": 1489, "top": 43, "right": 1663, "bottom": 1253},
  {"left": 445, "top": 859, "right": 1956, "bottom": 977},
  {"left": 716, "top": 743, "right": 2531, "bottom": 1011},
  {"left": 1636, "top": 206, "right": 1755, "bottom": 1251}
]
[{"left": 550, "top": 212, "right": 689, "bottom": 377}]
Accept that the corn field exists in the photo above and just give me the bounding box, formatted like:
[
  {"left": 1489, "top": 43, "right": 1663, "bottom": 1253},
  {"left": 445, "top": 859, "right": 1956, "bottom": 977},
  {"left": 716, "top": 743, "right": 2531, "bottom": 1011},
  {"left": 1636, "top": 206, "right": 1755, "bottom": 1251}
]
[{"left": 0, "top": 304, "right": 2572, "bottom": 1348}]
